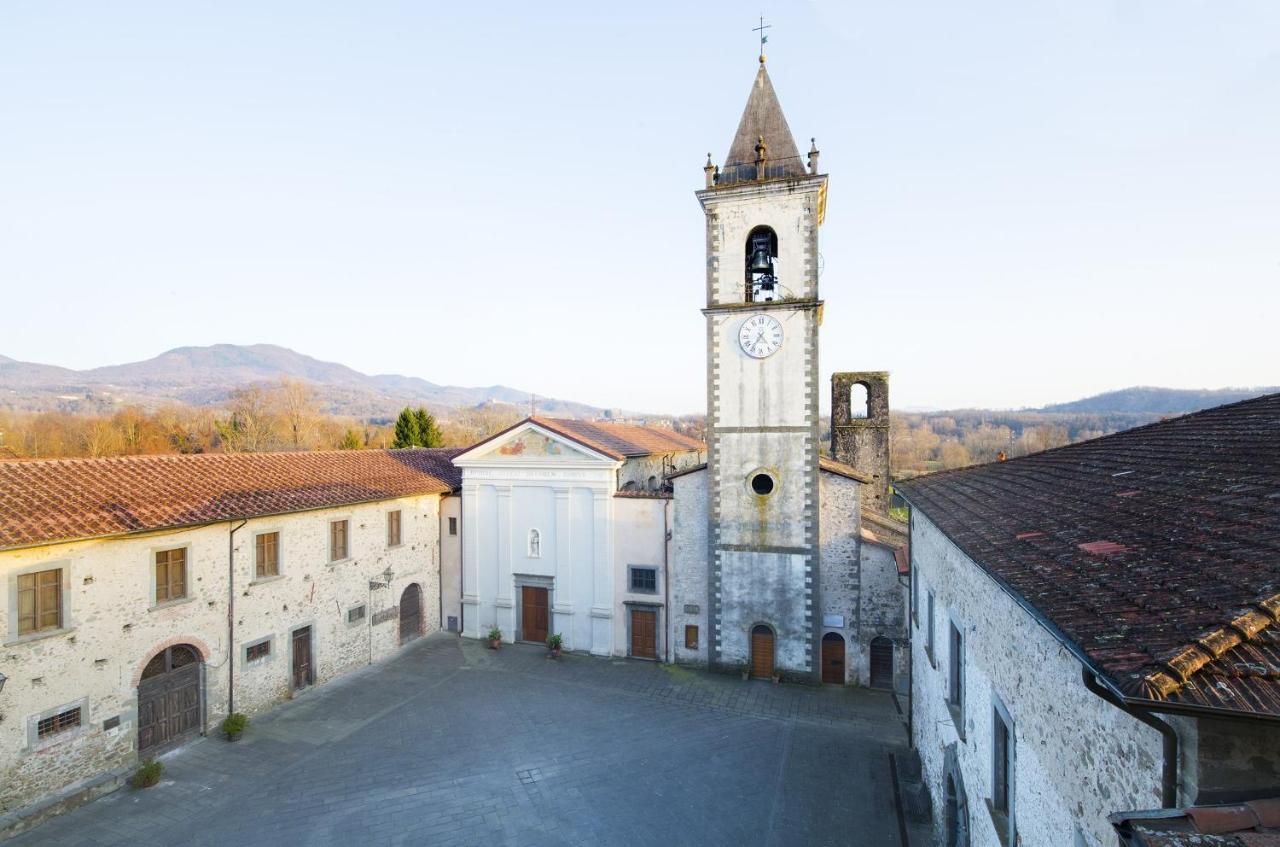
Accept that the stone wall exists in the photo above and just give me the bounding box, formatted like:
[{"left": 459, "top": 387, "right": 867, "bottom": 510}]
[
  {"left": 910, "top": 512, "right": 1164, "bottom": 847},
  {"left": 818, "top": 472, "right": 860, "bottom": 683},
  {"left": 617, "top": 450, "right": 705, "bottom": 492},
  {"left": 670, "top": 471, "right": 709, "bottom": 667},
  {"left": 1174, "top": 714, "right": 1280, "bottom": 804},
  {"left": 831, "top": 372, "right": 891, "bottom": 515},
  {"left": 856, "top": 542, "right": 907, "bottom": 691},
  {"left": 0, "top": 494, "right": 442, "bottom": 816}
]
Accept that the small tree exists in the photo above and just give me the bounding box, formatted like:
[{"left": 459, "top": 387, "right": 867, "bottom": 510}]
[
  {"left": 414, "top": 407, "right": 444, "bottom": 448},
  {"left": 392, "top": 408, "right": 420, "bottom": 448},
  {"left": 338, "top": 429, "right": 363, "bottom": 450}
]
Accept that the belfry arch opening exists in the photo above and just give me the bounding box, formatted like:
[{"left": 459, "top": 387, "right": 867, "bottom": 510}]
[
  {"left": 744, "top": 226, "right": 779, "bottom": 303},
  {"left": 850, "top": 382, "right": 869, "bottom": 419}
]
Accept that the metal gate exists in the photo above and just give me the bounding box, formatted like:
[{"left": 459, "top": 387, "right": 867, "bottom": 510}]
[
  {"left": 137, "top": 644, "right": 203, "bottom": 754},
  {"left": 399, "top": 583, "right": 423, "bottom": 645}
]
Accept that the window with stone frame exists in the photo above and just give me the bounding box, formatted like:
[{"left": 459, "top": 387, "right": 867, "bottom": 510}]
[
  {"left": 990, "top": 700, "right": 1017, "bottom": 846},
  {"left": 387, "top": 510, "right": 402, "bottom": 547},
  {"left": 629, "top": 566, "right": 657, "bottom": 593},
  {"left": 948, "top": 620, "right": 965, "bottom": 739},
  {"left": 36, "top": 705, "right": 81, "bottom": 739},
  {"left": 155, "top": 548, "right": 187, "bottom": 603},
  {"left": 330, "top": 519, "right": 349, "bottom": 561},
  {"left": 17, "top": 567, "right": 62, "bottom": 635},
  {"left": 245, "top": 640, "right": 271, "bottom": 662},
  {"left": 255, "top": 531, "right": 280, "bottom": 578}
]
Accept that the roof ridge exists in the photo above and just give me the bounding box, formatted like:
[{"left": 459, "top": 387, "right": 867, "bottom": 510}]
[
  {"left": 0, "top": 445, "right": 464, "bottom": 468},
  {"left": 1140, "top": 592, "right": 1280, "bottom": 700}
]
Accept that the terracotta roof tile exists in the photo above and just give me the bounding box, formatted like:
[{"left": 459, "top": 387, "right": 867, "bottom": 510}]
[
  {"left": 0, "top": 448, "right": 463, "bottom": 551},
  {"left": 897, "top": 393, "right": 1280, "bottom": 719},
  {"left": 530, "top": 417, "right": 704, "bottom": 460}
]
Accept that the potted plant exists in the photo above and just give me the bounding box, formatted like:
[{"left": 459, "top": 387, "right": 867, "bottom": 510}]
[
  {"left": 132, "top": 758, "right": 163, "bottom": 789},
  {"left": 546, "top": 632, "right": 563, "bottom": 658},
  {"left": 221, "top": 712, "right": 248, "bottom": 742},
  {"left": 771, "top": 671, "right": 782, "bottom": 686},
  {"left": 487, "top": 626, "right": 503, "bottom": 650},
  {"left": 741, "top": 664, "right": 752, "bottom": 681}
]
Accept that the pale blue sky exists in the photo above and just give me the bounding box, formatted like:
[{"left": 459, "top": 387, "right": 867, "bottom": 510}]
[{"left": 1, "top": 1, "right": 1277, "bottom": 413}]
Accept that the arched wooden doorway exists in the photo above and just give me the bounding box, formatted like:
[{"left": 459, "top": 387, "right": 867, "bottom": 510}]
[
  {"left": 821, "top": 632, "right": 846, "bottom": 684},
  {"left": 137, "top": 644, "right": 203, "bottom": 754},
  {"left": 870, "top": 636, "right": 894, "bottom": 689},
  {"left": 399, "top": 583, "right": 423, "bottom": 645},
  {"left": 750, "top": 625, "right": 775, "bottom": 679}
]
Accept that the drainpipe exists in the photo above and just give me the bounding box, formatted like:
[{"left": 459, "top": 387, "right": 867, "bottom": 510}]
[
  {"left": 906, "top": 510, "right": 915, "bottom": 749},
  {"left": 227, "top": 519, "right": 248, "bottom": 716},
  {"left": 1082, "top": 668, "right": 1178, "bottom": 807},
  {"left": 663, "top": 498, "right": 672, "bottom": 664}
]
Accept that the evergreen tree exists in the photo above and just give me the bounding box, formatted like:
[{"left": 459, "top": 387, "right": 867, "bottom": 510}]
[
  {"left": 392, "top": 408, "right": 420, "bottom": 448},
  {"left": 414, "top": 407, "right": 444, "bottom": 448},
  {"left": 338, "top": 429, "right": 363, "bottom": 450}
]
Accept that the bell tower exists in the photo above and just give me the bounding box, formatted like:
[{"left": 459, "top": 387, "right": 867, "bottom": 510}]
[{"left": 697, "top": 55, "right": 828, "bottom": 681}]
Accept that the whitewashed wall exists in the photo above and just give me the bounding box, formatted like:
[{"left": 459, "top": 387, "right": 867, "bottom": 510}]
[
  {"left": 910, "top": 512, "right": 1164, "bottom": 847},
  {"left": 439, "top": 494, "right": 462, "bottom": 633},
  {"left": 611, "top": 496, "right": 668, "bottom": 659},
  {"left": 0, "top": 493, "right": 442, "bottom": 817}
]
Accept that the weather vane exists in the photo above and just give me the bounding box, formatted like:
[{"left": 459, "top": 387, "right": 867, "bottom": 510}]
[{"left": 753, "top": 16, "right": 771, "bottom": 62}]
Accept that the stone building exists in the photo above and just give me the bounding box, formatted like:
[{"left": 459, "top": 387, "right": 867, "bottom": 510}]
[
  {"left": 449, "top": 416, "right": 703, "bottom": 659},
  {"left": 897, "top": 394, "right": 1280, "bottom": 847},
  {"left": 0, "top": 448, "right": 460, "bottom": 826}
]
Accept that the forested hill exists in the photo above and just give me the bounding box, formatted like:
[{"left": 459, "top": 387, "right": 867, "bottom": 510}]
[{"left": 1038, "top": 386, "right": 1279, "bottom": 415}]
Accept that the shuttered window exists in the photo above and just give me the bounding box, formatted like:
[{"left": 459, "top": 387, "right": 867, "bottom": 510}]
[
  {"left": 255, "top": 532, "right": 280, "bottom": 578},
  {"left": 330, "top": 520, "right": 349, "bottom": 561},
  {"left": 155, "top": 549, "right": 187, "bottom": 603},
  {"left": 17, "top": 568, "right": 62, "bottom": 635},
  {"left": 387, "top": 510, "right": 402, "bottom": 547}
]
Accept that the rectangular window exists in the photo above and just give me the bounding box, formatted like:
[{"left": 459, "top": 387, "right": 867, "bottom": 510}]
[
  {"left": 17, "top": 568, "right": 62, "bottom": 635},
  {"left": 387, "top": 510, "right": 402, "bottom": 547},
  {"left": 926, "top": 591, "right": 936, "bottom": 663},
  {"left": 629, "top": 567, "right": 657, "bottom": 593},
  {"left": 246, "top": 641, "right": 271, "bottom": 662},
  {"left": 348, "top": 605, "right": 366, "bottom": 623},
  {"left": 684, "top": 625, "right": 699, "bottom": 649},
  {"left": 991, "top": 700, "right": 1017, "bottom": 845},
  {"left": 255, "top": 532, "right": 280, "bottom": 578},
  {"left": 330, "top": 520, "right": 349, "bottom": 561},
  {"left": 155, "top": 548, "right": 187, "bottom": 603},
  {"left": 948, "top": 621, "right": 965, "bottom": 737},
  {"left": 448, "top": 516, "right": 458, "bottom": 536},
  {"left": 37, "top": 706, "right": 81, "bottom": 739}
]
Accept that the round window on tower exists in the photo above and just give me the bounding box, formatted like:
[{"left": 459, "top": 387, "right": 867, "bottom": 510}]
[{"left": 750, "top": 472, "right": 775, "bottom": 496}]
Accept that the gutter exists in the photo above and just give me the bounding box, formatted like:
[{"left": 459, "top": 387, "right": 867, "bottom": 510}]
[
  {"left": 227, "top": 519, "right": 248, "bottom": 716},
  {"left": 1083, "top": 668, "right": 1179, "bottom": 808}
]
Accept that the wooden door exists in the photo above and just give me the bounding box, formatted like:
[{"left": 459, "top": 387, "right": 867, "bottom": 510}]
[
  {"left": 870, "top": 637, "right": 894, "bottom": 689},
  {"left": 137, "top": 645, "right": 202, "bottom": 754},
  {"left": 292, "top": 627, "right": 313, "bottom": 690},
  {"left": 750, "top": 625, "right": 774, "bottom": 679},
  {"left": 521, "top": 586, "right": 548, "bottom": 643},
  {"left": 399, "top": 583, "right": 423, "bottom": 645},
  {"left": 821, "top": 633, "right": 846, "bottom": 684},
  {"left": 630, "top": 609, "right": 657, "bottom": 658}
]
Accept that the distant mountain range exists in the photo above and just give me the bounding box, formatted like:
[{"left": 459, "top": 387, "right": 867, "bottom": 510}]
[
  {"left": 0, "top": 344, "right": 616, "bottom": 421},
  {"left": 1035, "top": 386, "right": 1279, "bottom": 416}
]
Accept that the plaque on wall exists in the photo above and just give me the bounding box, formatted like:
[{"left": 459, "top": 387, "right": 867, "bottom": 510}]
[
  {"left": 372, "top": 606, "right": 398, "bottom": 626},
  {"left": 822, "top": 614, "right": 845, "bottom": 628},
  {"left": 684, "top": 604, "right": 700, "bottom": 615}
]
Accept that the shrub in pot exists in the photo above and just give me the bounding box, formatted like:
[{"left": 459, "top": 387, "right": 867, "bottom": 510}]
[
  {"left": 487, "top": 626, "right": 503, "bottom": 649},
  {"left": 546, "top": 633, "right": 563, "bottom": 658},
  {"left": 221, "top": 712, "right": 249, "bottom": 741},
  {"left": 132, "top": 758, "right": 163, "bottom": 789}
]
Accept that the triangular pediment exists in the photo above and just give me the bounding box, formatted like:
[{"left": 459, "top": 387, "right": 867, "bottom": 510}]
[{"left": 459, "top": 422, "right": 613, "bottom": 464}]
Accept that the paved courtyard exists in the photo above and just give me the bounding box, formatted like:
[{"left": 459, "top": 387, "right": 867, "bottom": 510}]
[{"left": 13, "top": 634, "right": 921, "bottom": 847}]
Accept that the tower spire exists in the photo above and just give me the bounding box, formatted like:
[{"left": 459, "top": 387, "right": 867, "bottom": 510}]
[{"left": 753, "top": 16, "right": 771, "bottom": 64}]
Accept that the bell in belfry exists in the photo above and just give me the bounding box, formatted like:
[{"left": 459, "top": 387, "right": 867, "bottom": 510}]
[{"left": 750, "top": 246, "right": 773, "bottom": 273}]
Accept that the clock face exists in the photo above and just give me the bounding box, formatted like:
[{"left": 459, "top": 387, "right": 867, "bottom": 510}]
[{"left": 738, "top": 314, "right": 784, "bottom": 359}]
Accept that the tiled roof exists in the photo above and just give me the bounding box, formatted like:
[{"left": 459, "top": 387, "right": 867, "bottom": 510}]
[
  {"left": 530, "top": 417, "right": 704, "bottom": 460},
  {"left": 897, "top": 394, "right": 1280, "bottom": 719},
  {"left": 0, "top": 448, "right": 463, "bottom": 551},
  {"left": 1111, "top": 797, "right": 1280, "bottom": 846}
]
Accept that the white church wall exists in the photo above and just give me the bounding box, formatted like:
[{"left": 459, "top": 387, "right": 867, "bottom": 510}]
[
  {"left": 671, "top": 471, "right": 709, "bottom": 667},
  {"left": 439, "top": 494, "right": 462, "bottom": 633},
  {"left": 910, "top": 512, "right": 1164, "bottom": 847},
  {"left": 612, "top": 496, "right": 668, "bottom": 658}
]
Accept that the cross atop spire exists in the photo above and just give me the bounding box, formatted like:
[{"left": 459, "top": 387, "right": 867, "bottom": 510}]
[{"left": 753, "top": 16, "right": 771, "bottom": 63}]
